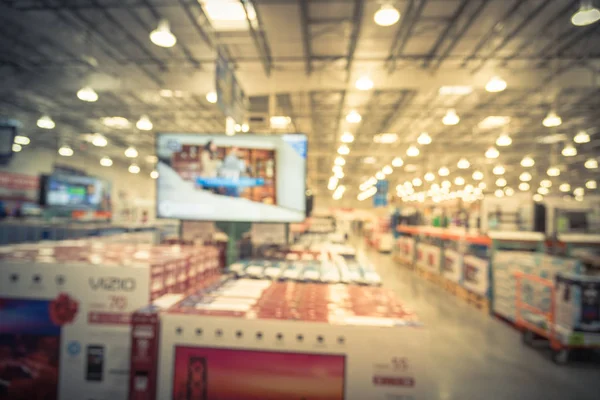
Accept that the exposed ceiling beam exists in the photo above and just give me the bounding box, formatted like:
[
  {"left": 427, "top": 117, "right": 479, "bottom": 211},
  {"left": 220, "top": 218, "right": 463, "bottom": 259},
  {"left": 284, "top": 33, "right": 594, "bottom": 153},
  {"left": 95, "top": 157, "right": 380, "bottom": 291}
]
[
  {"left": 241, "top": 0, "right": 273, "bottom": 76},
  {"left": 345, "top": 0, "right": 364, "bottom": 79},
  {"left": 298, "top": 0, "right": 312, "bottom": 76},
  {"left": 386, "top": 0, "right": 427, "bottom": 74},
  {"left": 422, "top": 0, "right": 469, "bottom": 69}
]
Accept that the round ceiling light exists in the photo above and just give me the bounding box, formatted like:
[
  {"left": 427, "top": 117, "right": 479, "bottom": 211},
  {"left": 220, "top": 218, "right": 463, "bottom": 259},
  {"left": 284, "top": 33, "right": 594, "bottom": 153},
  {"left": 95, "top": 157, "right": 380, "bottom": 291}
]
[
  {"left": 136, "top": 115, "right": 153, "bottom": 131},
  {"left": 454, "top": 176, "right": 465, "bottom": 186},
  {"left": 412, "top": 178, "right": 423, "bottom": 187},
  {"left": 485, "top": 76, "right": 507, "bottom": 93},
  {"left": 520, "top": 156, "right": 535, "bottom": 167},
  {"left": 128, "top": 163, "right": 141, "bottom": 174},
  {"left": 334, "top": 156, "right": 346, "bottom": 166},
  {"left": 496, "top": 177, "right": 507, "bottom": 187},
  {"left": 573, "top": 187, "right": 585, "bottom": 197},
  {"left": 485, "top": 146, "right": 500, "bottom": 159},
  {"left": 543, "top": 110, "right": 562, "bottom": 127},
  {"left": 125, "top": 146, "right": 138, "bottom": 158},
  {"left": 376, "top": 171, "right": 385, "bottom": 180},
  {"left": 100, "top": 157, "right": 113, "bottom": 167},
  {"left": 150, "top": 19, "right": 177, "bottom": 48},
  {"left": 346, "top": 110, "right": 362, "bottom": 123},
  {"left": 206, "top": 91, "right": 218, "bottom": 103},
  {"left": 417, "top": 132, "right": 432, "bottom": 145},
  {"left": 584, "top": 158, "right": 598, "bottom": 169},
  {"left": 382, "top": 165, "right": 393, "bottom": 175},
  {"left": 37, "top": 115, "right": 55, "bottom": 129},
  {"left": 77, "top": 86, "right": 98, "bottom": 102},
  {"left": 496, "top": 133, "right": 512, "bottom": 147},
  {"left": 547, "top": 166, "right": 561, "bottom": 177},
  {"left": 559, "top": 183, "right": 571, "bottom": 192},
  {"left": 495, "top": 189, "right": 504, "bottom": 198},
  {"left": 341, "top": 132, "right": 354, "bottom": 143},
  {"left": 504, "top": 187, "right": 515, "bottom": 196},
  {"left": 538, "top": 187, "right": 549, "bottom": 195},
  {"left": 14, "top": 135, "right": 30, "bottom": 145},
  {"left": 519, "top": 172, "right": 532, "bottom": 182},
  {"left": 457, "top": 158, "right": 470, "bottom": 169},
  {"left": 540, "top": 179, "right": 553, "bottom": 188},
  {"left": 150, "top": 170, "right": 159, "bottom": 179},
  {"left": 12, "top": 144, "right": 22, "bottom": 152},
  {"left": 355, "top": 76, "right": 374, "bottom": 91},
  {"left": 392, "top": 157, "right": 404, "bottom": 167},
  {"left": 438, "top": 166, "right": 450, "bottom": 176},
  {"left": 571, "top": 1, "right": 600, "bottom": 26},
  {"left": 442, "top": 109, "right": 460, "bottom": 126},
  {"left": 493, "top": 165, "right": 505, "bottom": 175},
  {"left": 374, "top": 3, "right": 401, "bottom": 26},
  {"left": 561, "top": 144, "right": 577, "bottom": 157},
  {"left": 406, "top": 145, "right": 420, "bottom": 157},
  {"left": 424, "top": 172, "right": 435, "bottom": 182},
  {"left": 533, "top": 194, "right": 544, "bottom": 202},
  {"left": 91, "top": 134, "right": 108, "bottom": 147},
  {"left": 472, "top": 170, "right": 484, "bottom": 180},
  {"left": 58, "top": 145, "right": 73, "bottom": 157},
  {"left": 586, "top": 180, "right": 597, "bottom": 189},
  {"left": 574, "top": 130, "right": 590, "bottom": 144},
  {"left": 337, "top": 145, "right": 350, "bottom": 155},
  {"left": 519, "top": 182, "right": 530, "bottom": 191}
]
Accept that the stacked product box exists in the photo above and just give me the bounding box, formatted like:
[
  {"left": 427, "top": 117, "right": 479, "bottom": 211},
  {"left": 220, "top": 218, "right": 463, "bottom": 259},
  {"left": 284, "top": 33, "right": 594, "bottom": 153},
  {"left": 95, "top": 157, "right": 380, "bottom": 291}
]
[
  {"left": 493, "top": 251, "right": 582, "bottom": 322},
  {"left": 442, "top": 239, "right": 462, "bottom": 284},
  {"left": 554, "top": 273, "right": 600, "bottom": 346},
  {"left": 415, "top": 240, "right": 440, "bottom": 274},
  {"left": 396, "top": 235, "right": 416, "bottom": 265},
  {"left": 0, "top": 240, "right": 220, "bottom": 400},
  {"left": 462, "top": 254, "right": 490, "bottom": 297},
  {"left": 129, "top": 278, "right": 428, "bottom": 400}
]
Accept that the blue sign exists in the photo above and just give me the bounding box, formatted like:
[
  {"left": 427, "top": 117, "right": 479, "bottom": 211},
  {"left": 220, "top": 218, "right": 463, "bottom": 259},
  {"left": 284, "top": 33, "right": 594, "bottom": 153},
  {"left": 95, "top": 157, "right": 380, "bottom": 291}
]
[
  {"left": 195, "top": 177, "right": 265, "bottom": 188},
  {"left": 373, "top": 180, "right": 388, "bottom": 207}
]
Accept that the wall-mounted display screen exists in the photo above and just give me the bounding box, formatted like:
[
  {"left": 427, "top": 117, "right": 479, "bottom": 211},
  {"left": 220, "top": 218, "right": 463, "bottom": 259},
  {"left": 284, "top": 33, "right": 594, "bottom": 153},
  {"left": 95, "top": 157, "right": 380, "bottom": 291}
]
[
  {"left": 172, "top": 346, "right": 345, "bottom": 400},
  {"left": 39, "top": 174, "right": 111, "bottom": 211},
  {"left": 156, "top": 133, "right": 307, "bottom": 222}
]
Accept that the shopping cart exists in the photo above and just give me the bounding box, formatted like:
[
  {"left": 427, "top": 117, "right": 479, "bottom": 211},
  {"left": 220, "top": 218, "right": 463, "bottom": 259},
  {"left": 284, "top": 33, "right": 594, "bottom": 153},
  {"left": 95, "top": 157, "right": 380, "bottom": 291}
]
[{"left": 514, "top": 272, "right": 568, "bottom": 364}]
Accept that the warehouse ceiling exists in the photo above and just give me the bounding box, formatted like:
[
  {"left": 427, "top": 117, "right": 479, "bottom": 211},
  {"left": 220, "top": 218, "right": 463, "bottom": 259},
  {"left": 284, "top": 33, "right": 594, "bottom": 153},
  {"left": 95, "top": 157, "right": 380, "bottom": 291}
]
[{"left": 0, "top": 0, "right": 599, "bottom": 207}]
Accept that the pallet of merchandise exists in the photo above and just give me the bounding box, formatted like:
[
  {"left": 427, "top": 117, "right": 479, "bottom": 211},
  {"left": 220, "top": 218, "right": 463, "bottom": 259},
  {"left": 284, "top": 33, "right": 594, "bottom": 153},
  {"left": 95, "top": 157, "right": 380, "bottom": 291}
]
[
  {"left": 456, "top": 286, "right": 490, "bottom": 313},
  {"left": 415, "top": 266, "right": 442, "bottom": 285}
]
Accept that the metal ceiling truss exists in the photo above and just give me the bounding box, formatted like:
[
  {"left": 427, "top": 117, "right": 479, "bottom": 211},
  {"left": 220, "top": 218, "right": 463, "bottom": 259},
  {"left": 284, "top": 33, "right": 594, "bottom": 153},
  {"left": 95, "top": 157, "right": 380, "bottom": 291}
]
[
  {"left": 241, "top": 0, "right": 273, "bottom": 76},
  {"left": 386, "top": 0, "right": 427, "bottom": 74},
  {"left": 298, "top": 0, "right": 312, "bottom": 76},
  {"left": 345, "top": 0, "right": 364, "bottom": 77}
]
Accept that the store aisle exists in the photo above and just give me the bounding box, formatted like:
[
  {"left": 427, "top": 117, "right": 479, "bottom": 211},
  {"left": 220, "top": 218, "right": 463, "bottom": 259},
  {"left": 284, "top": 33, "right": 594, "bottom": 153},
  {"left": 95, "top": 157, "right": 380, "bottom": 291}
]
[{"left": 363, "top": 246, "right": 600, "bottom": 400}]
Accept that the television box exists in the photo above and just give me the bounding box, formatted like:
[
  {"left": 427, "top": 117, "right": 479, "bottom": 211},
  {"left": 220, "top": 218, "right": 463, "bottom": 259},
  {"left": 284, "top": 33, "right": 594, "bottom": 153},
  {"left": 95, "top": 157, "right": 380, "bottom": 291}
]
[
  {"left": 129, "top": 279, "right": 429, "bottom": 400},
  {"left": 0, "top": 260, "right": 150, "bottom": 400}
]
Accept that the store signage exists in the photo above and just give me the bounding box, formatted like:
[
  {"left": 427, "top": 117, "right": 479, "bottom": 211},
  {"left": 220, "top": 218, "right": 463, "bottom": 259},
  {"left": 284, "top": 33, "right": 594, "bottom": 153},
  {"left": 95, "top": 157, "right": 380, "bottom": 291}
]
[
  {"left": 216, "top": 52, "right": 246, "bottom": 123},
  {"left": 374, "top": 179, "right": 388, "bottom": 208},
  {"left": 0, "top": 171, "right": 39, "bottom": 201}
]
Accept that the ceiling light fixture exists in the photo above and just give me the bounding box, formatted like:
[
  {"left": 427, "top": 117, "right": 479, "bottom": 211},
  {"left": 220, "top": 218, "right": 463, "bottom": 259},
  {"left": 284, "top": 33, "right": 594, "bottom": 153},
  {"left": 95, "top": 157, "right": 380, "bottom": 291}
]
[
  {"left": 520, "top": 172, "right": 532, "bottom": 182},
  {"left": 417, "top": 132, "right": 432, "bottom": 145},
  {"left": 424, "top": 172, "right": 435, "bottom": 182},
  {"left": 328, "top": 176, "right": 339, "bottom": 191},
  {"left": 392, "top": 157, "right": 403, "bottom": 167},
  {"left": 438, "top": 166, "right": 450, "bottom": 177},
  {"left": 376, "top": 171, "right": 385, "bottom": 180},
  {"left": 91, "top": 133, "right": 108, "bottom": 147},
  {"left": 358, "top": 186, "right": 378, "bottom": 201},
  {"left": 519, "top": 182, "right": 530, "bottom": 191},
  {"left": 496, "top": 178, "right": 507, "bottom": 187},
  {"left": 270, "top": 116, "right": 291, "bottom": 129},
  {"left": 334, "top": 156, "right": 346, "bottom": 166},
  {"left": 334, "top": 170, "right": 345, "bottom": 179},
  {"left": 454, "top": 176, "right": 465, "bottom": 186},
  {"left": 584, "top": 158, "right": 598, "bottom": 169},
  {"left": 146, "top": 155, "right": 158, "bottom": 164},
  {"left": 561, "top": 144, "right": 577, "bottom": 157},
  {"left": 332, "top": 165, "right": 343, "bottom": 174},
  {"left": 341, "top": 132, "right": 354, "bottom": 143},
  {"left": 100, "top": 157, "right": 113, "bottom": 167},
  {"left": 37, "top": 115, "right": 55, "bottom": 129},
  {"left": 77, "top": 86, "right": 98, "bottom": 102},
  {"left": 559, "top": 183, "right": 571, "bottom": 192},
  {"left": 496, "top": 133, "right": 512, "bottom": 147},
  {"left": 160, "top": 89, "right": 173, "bottom": 97},
  {"left": 373, "top": 133, "right": 398, "bottom": 144},
  {"left": 438, "top": 86, "right": 473, "bottom": 95},
  {"left": 457, "top": 158, "right": 470, "bottom": 169},
  {"left": 242, "top": 123, "right": 249, "bottom": 132},
  {"left": 573, "top": 187, "right": 585, "bottom": 196},
  {"left": 125, "top": 146, "right": 138, "bottom": 158},
  {"left": 521, "top": 156, "right": 535, "bottom": 167},
  {"left": 103, "top": 117, "right": 130, "bottom": 129},
  {"left": 337, "top": 145, "right": 350, "bottom": 155},
  {"left": 364, "top": 156, "right": 377, "bottom": 164},
  {"left": 58, "top": 145, "right": 73, "bottom": 157},
  {"left": 136, "top": 115, "right": 153, "bottom": 131},
  {"left": 406, "top": 145, "right": 419, "bottom": 157},
  {"left": 505, "top": 187, "right": 515, "bottom": 196},
  {"left": 442, "top": 180, "right": 452, "bottom": 189},
  {"left": 540, "top": 180, "right": 552, "bottom": 188},
  {"left": 478, "top": 116, "right": 511, "bottom": 130},
  {"left": 150, "top": 19, "right": 177, "bottom": 48},
  {"left": 14, "top": 135, "right": 30, "bottom": 145},
  {"left": 405, "top": 164, "right": 418, "bottom": 172},
  {"left": 472, "top": 170, "right": 484, "bottom": 181},
  {"left": 374, "top": 3, "right": 401, "bottom": 26},
  {"left": 12, "top": 144, "right": 21, "bottom": 152},
  {"left": 478, "top": 182, "right": 487, "bottom": 189},
  {"left": 493, "top": 165, "right": 505, "bottom": 175},
  {"left": 150, "top": 170, "right": 159, "bottom": 179},
  {"left": 346, "top": 110, "right": 362, "bottom": 123},
  {"left": 355, "top": 76, "right": 374, "bottom": 91},
  {"left": 485, "top": 76, "right": 507, "bottom": 93},
  {"left": 485, "top": 146, "right": 500, "bottom": 159},
  {"left": 332, "top": 185, "right": 346, "bottom": 200},
  {"left": 382, "top": 165, "right": 393, "bottom": 175},
  {"left": 412, "top": 178, "right": 423, "bottom": 187},
  {"left": 586, "top": 180, "right": 597, "bottom": 189},
  {"left": 543, "top": 110, "right": 562, "bottom": 127},
  {"left": 495, "top": 189, "right": 504, "bottom": 198},
  {"left": 571, "top": 0, "right": 600, "bottom": 26},
  {"left": 442, "top": 109, "right": 460, "bottom": 125},
  {"left": 206, "top": 91, "right": 218, "bottom": 103},
  {"left": 547, "top": 166, "right": 561, "bottom": 177},
  {"left": 574, "top": 130, "right": 590, "bottom": 144},
  {"left": 129, "top": 164, "right": 141, "bottom": 174},
  {"left": 533, "top": 194, "right": 544, "bottom": 202},
  {"left": 234, "top": 124, "right": 242, "bottom": 133}
]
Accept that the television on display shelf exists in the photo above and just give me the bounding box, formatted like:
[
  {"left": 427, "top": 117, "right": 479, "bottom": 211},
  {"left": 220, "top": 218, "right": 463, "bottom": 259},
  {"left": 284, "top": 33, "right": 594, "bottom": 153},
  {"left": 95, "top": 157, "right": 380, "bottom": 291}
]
[
  {"left": 39, "top": 174, "right": 112, "bottom": 211},
  {"left": 155, "top": 133, "right": 307, "bottom": 222}
]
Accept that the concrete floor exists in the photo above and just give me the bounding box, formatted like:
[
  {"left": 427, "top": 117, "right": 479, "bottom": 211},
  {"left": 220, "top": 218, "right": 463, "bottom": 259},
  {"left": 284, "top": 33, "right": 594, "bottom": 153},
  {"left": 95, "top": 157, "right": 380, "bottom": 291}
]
[{"left": 363, "top": 245, "right": 600, "bottom": 400}]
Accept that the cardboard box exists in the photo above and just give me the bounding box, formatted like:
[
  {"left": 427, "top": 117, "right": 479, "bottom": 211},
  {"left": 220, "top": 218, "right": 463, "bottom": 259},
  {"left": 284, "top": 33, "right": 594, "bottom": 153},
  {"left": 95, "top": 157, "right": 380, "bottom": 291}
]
[{"left": 129, "top": 279, "right": 429, "bottom": 400}]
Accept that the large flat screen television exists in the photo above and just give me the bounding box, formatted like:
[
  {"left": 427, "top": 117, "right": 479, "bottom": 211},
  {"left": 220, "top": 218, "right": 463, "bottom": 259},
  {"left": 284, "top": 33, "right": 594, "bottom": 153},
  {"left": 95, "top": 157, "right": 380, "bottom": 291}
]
[
  {"left": 156, "top": 133, "right": 307, "bottom": 222},
  {"left": 39, "top": 174, "right": 112, "bottom": 211}
]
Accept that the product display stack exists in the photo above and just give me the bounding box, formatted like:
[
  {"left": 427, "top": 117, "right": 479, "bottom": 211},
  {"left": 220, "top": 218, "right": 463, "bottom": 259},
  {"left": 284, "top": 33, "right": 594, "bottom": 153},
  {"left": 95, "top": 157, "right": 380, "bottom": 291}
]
[
  {"left": 0, "top": 239, "right": 221, "bottom": 400},
  {"left": 129, "top": 277, "right": 428, "bottom": 400}
]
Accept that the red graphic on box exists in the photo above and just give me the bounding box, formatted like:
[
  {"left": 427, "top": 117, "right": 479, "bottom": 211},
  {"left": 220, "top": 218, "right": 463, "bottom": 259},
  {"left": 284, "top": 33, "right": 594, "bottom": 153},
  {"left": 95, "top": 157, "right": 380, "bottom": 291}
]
[
  {"left": 172, "top": 346, "right": 345, "bottom": 400},
  {"left": 48, "top": 293, "right": 78, "bottom": 326},
  {"left": 373, "top": 376, "right": 415, "bottom": 387}
]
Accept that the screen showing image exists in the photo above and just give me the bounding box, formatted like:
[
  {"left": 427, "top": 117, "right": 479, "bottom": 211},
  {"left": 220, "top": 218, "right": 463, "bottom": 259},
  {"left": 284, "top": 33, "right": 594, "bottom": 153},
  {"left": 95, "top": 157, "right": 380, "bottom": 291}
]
[
  {"left": 0, "top": 298, "right": 61, "bottom": 400},
  {"left": 172, "top": 346, "right": 345, "bottom": 400},
  {"left": 156, "top": 133, "right": 307, "bottom": 222},
  {"left": 42, "top": 174, "right": 111, "bottom": 211}
]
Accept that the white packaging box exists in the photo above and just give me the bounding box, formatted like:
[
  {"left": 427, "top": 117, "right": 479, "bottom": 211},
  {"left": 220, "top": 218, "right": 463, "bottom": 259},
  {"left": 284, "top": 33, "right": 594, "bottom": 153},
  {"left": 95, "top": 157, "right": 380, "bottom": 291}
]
[
  {"left": 462, "top": 255, "right": 490, "bottom": 296},
  {"left": 129, "top": 307, "right": 430, "bottom": 400},
  {"left": 442, "top": 249, "right": 462, "bottom": 283},
  {"left": 415, "top": 243, "right": 428, "bottom": 269},
  {"left": 424, "top": 245, "right": 441, "bottom": 274},
  {"left": 0, "top": 261, "right": 150, "bottom": 400}
]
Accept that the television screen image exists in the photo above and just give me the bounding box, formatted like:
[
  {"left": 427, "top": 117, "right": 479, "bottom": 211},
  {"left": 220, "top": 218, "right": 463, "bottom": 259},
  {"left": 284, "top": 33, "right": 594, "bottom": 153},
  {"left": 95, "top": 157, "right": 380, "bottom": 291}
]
[
  {"left": 40, "top": 174, "right": 112, "bottom": 211},
  {"left": 172, "top": 346, "right": 345, "bottom": 400},
  {"left": 156, "top": 134, "right": 307, "bottom": 222},
  {"left": 0, "top": 298, "right": 62, "bottom": 400}
]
